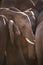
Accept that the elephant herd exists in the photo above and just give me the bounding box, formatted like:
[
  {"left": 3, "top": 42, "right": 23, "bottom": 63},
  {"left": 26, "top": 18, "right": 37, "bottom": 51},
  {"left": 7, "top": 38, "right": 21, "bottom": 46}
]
[{"left": 0, "top": 0, "right": 43, "bottom": 65}]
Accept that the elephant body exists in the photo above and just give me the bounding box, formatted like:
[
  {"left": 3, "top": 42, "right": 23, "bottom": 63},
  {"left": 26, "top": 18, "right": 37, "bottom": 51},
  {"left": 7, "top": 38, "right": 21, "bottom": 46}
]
[{"left": 35, "top": 21, "right": 43, "bottom": 65}]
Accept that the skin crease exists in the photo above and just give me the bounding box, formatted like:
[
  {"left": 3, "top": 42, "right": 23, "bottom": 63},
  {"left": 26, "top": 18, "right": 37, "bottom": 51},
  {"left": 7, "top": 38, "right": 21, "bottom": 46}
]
[{"left": 35, "top": 21, "right": 43, "bottom": 65}]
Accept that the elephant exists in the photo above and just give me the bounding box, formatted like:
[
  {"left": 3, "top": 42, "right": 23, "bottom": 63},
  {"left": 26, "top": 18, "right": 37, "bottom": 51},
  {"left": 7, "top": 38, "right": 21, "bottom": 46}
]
[
  {"left": 35, "top": 11, "right": 43, "bottom": 65},
  {"left": 0, "top": 8, "right": 36, "bottom": 65},
  {"left": 35, "top": 21, "right": 43, "bottom": 65}
]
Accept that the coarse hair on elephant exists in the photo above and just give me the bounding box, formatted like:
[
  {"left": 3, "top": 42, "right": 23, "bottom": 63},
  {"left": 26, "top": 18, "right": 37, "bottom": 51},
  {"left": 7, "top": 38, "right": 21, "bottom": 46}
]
[{"left": 35, "top": 21, "right": 43, "bottom": 65}]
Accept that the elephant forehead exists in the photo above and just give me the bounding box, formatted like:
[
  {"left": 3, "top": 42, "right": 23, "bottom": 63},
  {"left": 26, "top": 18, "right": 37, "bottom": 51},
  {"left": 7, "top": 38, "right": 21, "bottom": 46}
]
[{"left": 15, "top": 13, "right": 31, "bottom": 28}]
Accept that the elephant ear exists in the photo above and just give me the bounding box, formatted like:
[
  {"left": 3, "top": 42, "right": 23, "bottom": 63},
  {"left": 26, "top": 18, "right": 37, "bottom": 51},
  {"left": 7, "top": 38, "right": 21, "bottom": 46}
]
[{"left": 8, "top": 20, "right": 20, "bottom": 44}]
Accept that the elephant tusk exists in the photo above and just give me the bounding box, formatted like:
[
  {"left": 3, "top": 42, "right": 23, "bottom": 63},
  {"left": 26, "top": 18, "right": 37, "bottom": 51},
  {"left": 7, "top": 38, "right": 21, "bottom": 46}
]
[
  {"left": 31, "top": 11, "right": 34, "bottom": 16},
  {"left": 3, "top": 18, "right": 6, "bottom": 25},
  {"left": 25, "top": 38, "right": 35, "bottom": 45},
  {"left": 31, "top": 11, "right": 35, "bottom": 19}
]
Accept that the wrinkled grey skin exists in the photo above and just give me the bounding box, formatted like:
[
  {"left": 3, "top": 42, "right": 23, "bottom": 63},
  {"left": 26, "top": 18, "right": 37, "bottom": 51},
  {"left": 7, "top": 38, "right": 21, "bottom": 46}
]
[
  {"left": 24, "top": 8, "right": 39, "bottom": 34},
  {"left": 35, "top": 21, "right": 43, "bottom": 65},
  {"left": 0, "top": 15, "right": 8, "bottom": 65}
]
